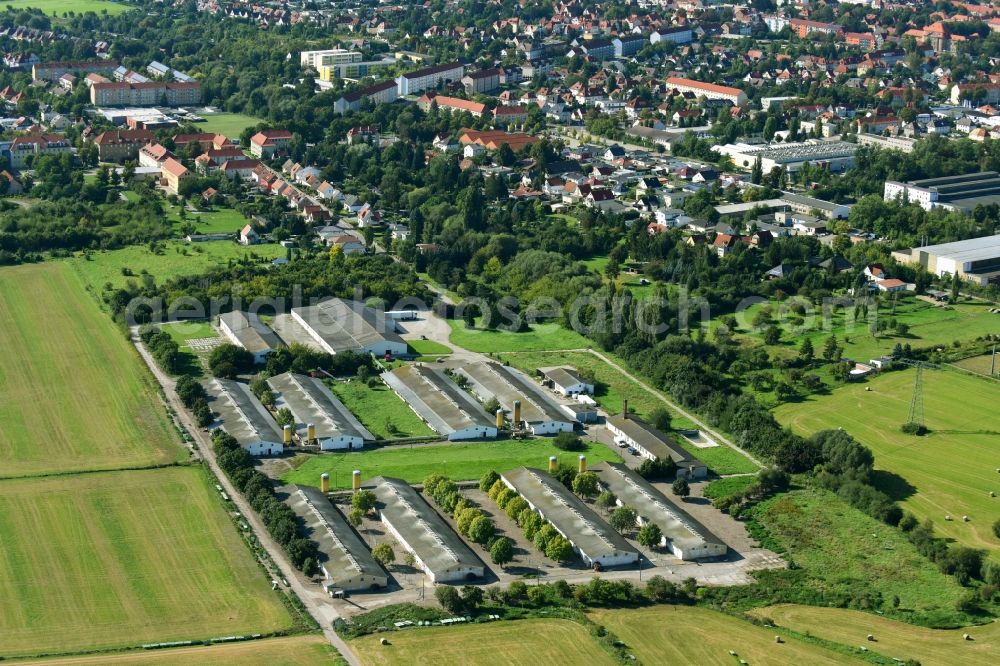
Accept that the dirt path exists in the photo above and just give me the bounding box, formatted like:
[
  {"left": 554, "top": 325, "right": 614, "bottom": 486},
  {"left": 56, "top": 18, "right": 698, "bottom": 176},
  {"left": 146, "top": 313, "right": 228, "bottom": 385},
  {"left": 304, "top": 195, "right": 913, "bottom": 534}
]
[
  {"left": 579, "top": 348, "right": 764, "bottom": 469},
  {"left": 130, "top": 327, "right": 362, "bottom": 666}
]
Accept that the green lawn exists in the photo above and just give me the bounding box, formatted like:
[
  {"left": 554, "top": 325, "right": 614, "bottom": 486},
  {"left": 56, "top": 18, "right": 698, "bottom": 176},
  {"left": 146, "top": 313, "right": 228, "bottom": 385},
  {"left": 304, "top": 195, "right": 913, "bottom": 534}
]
[
  {"left": 172, "top": 206, "right": 249, "bottom": 235},
  {"left": 66, "top": 241, "right": 285, "bottom": 294},
  {"left": 447, "top": 319, "right": 591, "bottom": 353},
  {"left": 677, "top": 440, "right": 760, "bottom": 475},
  {"left": 749, "top": 487, "right": 970, "bottom": 626},
  {"left": 775, "top": 368, "right": 1000, "bottom": 557},
  {"left": 407, "top": 338, "right": 451, "bottom": 355},
  {"left": 161, "top": 321, "right": 217, "bottom": 350},
  {"left": 953, "top": 351, "right": 999, "bottom": 378},
  {"left": 329, "top": 379, "right": 435, "bottom": 440},
  {"left": 702, "top": 475, "right": 757, "bottom": 502},
  {"left": 3, "top": 0, "right": 131, "bottom": 16},
  {"left": 196, "top": 112, "right": 264, "bottom": 140},
  {"left": 282, "top": 439, "right": 623, "bottom": 489},
  {"left": 0, "top": 467, "right": 292, "bottom": 658},
  {"left": 0, "top": 264, "right": 184, "bottom": 478}
]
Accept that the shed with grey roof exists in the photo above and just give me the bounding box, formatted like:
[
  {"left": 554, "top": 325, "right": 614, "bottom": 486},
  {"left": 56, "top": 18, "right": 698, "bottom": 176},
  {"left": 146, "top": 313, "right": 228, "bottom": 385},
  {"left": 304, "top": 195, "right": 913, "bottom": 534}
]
[
  {"left": 287, "top": 485, "right": 388, "bottom": 591},
  {"left": 267, "top": 372, "right": 373, "bottom": 450},
  {"left": 591, "top": 461, "right": 726, "bottom": 560},
  {"left": 457, "top": 361, "right": 575, "bottom": 435},
  {"left": 540, "top": 366, "right": 594, "bottom": 396},
  {"left": 365, "top": 476, "right": 485, "bottom": 583},
  {"left": 500, "top": 467, "right": 639, "bottom": 568},
  {"left": 381, "top": 365, "right": 497, "bottom": 440},
  {"left": 606, "top": 413, "right": 706, "bottom": 478},
  {"left": 291, "top": 298, "right": 407, "bottom": 357},
  {"left": 204, "top": 377, "right": 284, "bottom": 456},
  {"left": 219, "top": 311, "right": 281, "bottom": 363}
]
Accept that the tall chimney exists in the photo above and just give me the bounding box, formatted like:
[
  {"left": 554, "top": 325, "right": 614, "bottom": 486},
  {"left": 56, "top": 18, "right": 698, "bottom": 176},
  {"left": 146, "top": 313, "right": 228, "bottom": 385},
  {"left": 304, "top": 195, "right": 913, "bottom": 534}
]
[
  {"left": 320, "top": 472, "right": 330, "bottom": 493},
  {"left": 623, "top": 398, "right": 629, "bottom": 419},
  {"left": 548, "top": 456, "right": 558, "bottom": 473},
  {"left": 513, "top": 399, "right": 522, "bottom": 426},
  {"left": 352, "top": 469, "right": 362, "bottom": 492},
  {"left": 578, "top": 455, "right": 586, "bottom": 474}
]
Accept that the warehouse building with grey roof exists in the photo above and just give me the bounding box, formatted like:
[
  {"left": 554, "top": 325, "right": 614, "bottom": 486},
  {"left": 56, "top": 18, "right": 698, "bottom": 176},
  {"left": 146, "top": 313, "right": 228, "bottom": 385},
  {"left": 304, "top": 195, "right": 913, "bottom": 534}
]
[
  {"left": 365, "top": 476, "right": 485, "bottom": 583},
  {"left": 606, "top": 413, "right": 707, "bottom": 479},
  {"left": 500, "top": 467, "right": 639, "bottom": 568},
  {"left": 381, "top": 364, "right": 497, "bottom": 440},
  {"left": 219, "top": 311, "right": 281, "bottom": 363},
  {"left": 290, "top": 297, "right": 407, "bottom": 357},
  {"left": 287, "top": 485, "right": 388, "bottom": 592},
  {"left": 457, "top": 361, "right": 575, "bottom": 435},
  {"left": 204, "top": 377, "right": 284, "bottom": 456},
  {"left": 267, "top": 372, "right": 373, "bottom": 450},
  {"left": 591, "top": 462, "right": 726, "bottom": 560}
]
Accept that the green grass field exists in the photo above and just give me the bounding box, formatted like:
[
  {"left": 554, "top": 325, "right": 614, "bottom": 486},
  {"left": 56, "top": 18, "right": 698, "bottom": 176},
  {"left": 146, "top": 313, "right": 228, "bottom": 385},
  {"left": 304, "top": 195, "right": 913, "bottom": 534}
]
[
  {"left": 447, "top": 319, "right": 591, "bottom": 353},
  {"left": 66, "top": 241, "right": 286, "bottom": 294},
  {"left": 351, "top": 619, "right": 616, "bottom": 666},
  {"left": 755, "top": 604, "right": 1000, "bottom": 666},
  {"left": 775, "top": 369, "right": 1000, "bottom": 555},
  {"left": 953, "top": 351, "right": 999, "bottom": 378},
  {"left": 329, "top": 380, "right": 435, "bottom": 440},
  {"left": 196, "top": 113, "right": 264, "bottom": 140},
  {"left": 3, "top": 0, "right": 131, "bottom": 16},
  {"left": 0, "top": 467, "right": 292, "bottom": 658},
  {"left": 161, "top": 321, "right": 218, "bottom": 351},
  {"left": 590, "top": 606, "right": 846, "bottom": 665},
  {"left": 172, "top": 207, "right": 249, "bottom": 235},
  {"left": 702, "top": 475, "right": 757, "bottom": 502},
  {"left": 282, "top": 439, "right": 623, "bottom": 489},
  {"left": 750, "top": 487, "right": 968, "bottom": 624},
  {"left": 0, "top": 264, "right": 183, "bottom": 478},
  {"left": 8, "top": 636, "right": 340, "bottom": 666},
  {"left": 407, "top": 339, "right": 451, "bottom": 355},
  {"left": 731, "top": 297, "right": 999, "bottom": 362},
  {"left": 676, "top": 439, "right": 759, "bottom": 475}
]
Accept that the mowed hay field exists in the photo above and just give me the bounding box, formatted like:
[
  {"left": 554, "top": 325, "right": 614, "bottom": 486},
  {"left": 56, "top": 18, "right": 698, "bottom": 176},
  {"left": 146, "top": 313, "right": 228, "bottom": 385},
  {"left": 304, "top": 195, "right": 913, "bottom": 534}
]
[
  {"left": 351, "top": 619, "right": 616, "bottom": 666},
  {"left": 2, "top": 0, "right": 132, "bottom": 16},
  {"left": 755, "top": 604, "right": 1000, "bottom": 666},
  {"left": 774, "top": 369, "right": 1000, "bottom": 555},
  {"left": 8, "top": 636, "right": 339, "bottom": 666},
  {"left": 0, "top": 264, "right": 183, "bottom": 477},
  {"left": 590, "top": 606, "right": 846, "bottom": 665},
  {"left": 0, "top": 467, "right": 292, "bottom": 657}
]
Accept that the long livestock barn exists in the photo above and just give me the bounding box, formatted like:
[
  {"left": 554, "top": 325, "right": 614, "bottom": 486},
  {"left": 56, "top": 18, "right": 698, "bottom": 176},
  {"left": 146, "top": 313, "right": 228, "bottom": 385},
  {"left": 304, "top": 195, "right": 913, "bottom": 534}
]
[
  {"left": 267, "top": 372, "right": 374, "bottom": 450},
  {"left": 289, "top": 297, "right": 407, "bottom": 357},
  {"left": 381, "top": 364, "right": 497, "bottom": 440},
  {"left": 606, "top": 413, "right": 707, "bottom": 479},
  {"left": 501, "top": 467, "right": 639, "bottom": 568},
  {"left": 457, "top": 361, "right": 575, "bottom": 434},
  {"left": 591, "top": 462, "right": 727, "bottom": 560},
  {"left": 365, "top": 476, "right": 485, "bottom": 583},
  {"left": 287, "top": 485, "right": 388, "bottom": 592},
  {"left": 204, "top": 377, "right": 284, "bottom": 456}
]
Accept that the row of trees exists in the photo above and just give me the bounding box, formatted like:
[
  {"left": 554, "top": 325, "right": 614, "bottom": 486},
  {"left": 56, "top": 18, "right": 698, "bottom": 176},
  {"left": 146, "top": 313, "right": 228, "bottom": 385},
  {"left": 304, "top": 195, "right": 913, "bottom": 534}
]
[
  {"left": 138, "top": 325, "right": 185, "bottom": 375},
  {"left": 212, "top": 430, "right": 320, "bottom": 574},
  {"left": 485, "top": 474, "right": 574, "bottom": 564},
  {"left": 423, "top": 474, "right": 499, "bottom": 556},
  {"left": 175, "top": 375, "right": 213, "bottom": 428}
]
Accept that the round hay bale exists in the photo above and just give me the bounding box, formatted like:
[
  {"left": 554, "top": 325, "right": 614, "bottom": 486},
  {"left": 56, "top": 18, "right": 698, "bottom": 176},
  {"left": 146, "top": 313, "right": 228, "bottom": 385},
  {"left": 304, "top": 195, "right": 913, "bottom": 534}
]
[
  {"left": 774, "top": 635, "right": 783, "bottom": 643},
  {"left": 945, "top": 515, "right": 952, "bottom": 521},
  {"left": 867, "top": 634, "right": 876, "bottom": 641},
  {"left": 729, "top": 650, "right": 737, "bottom": 656},
  {"left": 963, "top": 633, "right": 972, "bottom": 641},
  {"left": 380, "top": 638, "right": 390, "bottom": 646},
  {"left": 859, "top": 646, "right": 868, "bottom": 652},
  {"left": 963, "top": 515, "right": 970, "bottom": 522}
]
